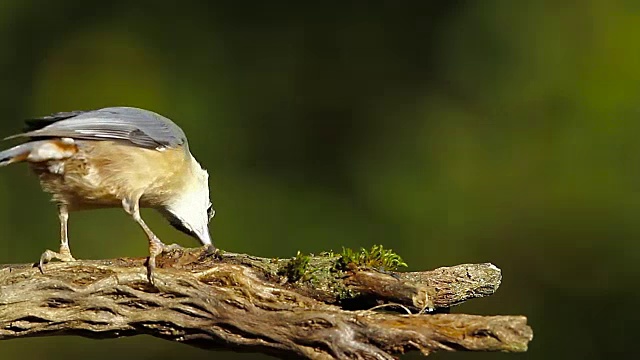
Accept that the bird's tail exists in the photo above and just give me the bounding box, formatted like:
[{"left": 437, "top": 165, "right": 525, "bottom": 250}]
[
  {"left": 0, "top": 142, "right": 38, "bottom": 166},
  {"left": 0, "top": 139, "right": 77, "bottom": 166}
]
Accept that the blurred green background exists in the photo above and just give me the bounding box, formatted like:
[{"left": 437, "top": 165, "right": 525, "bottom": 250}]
[{"left": 0, "top": 1, "right": 637, "bottom": 359}]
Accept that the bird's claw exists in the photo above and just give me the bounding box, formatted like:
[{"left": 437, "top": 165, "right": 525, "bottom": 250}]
[
  {"left": 146, "top": 257, "right": 157, "bottom": 285},
  {"left": 145, "top": 241, "right": 217, "bottom": 285},
  {"left": 38, "top": 248, "right": 76, "bottom": 274}
]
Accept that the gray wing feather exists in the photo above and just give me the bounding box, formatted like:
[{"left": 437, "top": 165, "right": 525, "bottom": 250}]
[{"left": 7, "top": 107, "right": 187, "bottom": 149}]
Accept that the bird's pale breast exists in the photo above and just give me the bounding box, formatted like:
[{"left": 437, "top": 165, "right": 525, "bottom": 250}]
[{"left": 31, "top": 140, "right": 190, "bottom": 211}]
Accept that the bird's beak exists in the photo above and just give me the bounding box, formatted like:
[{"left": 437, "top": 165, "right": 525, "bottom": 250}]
[
  {"left": 198, "top": 228, "right": 217, "bottom": 254},
  {"left": 197, "top": 227, "right": 213, "bottom": 247}
]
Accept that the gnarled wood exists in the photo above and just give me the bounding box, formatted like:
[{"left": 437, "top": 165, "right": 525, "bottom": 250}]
[{"left": 0, "top": 247, "right": 533, "bottom": 359}]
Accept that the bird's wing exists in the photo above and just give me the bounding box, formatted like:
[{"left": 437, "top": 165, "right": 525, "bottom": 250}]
[{"left": 7, "top": 107, "right": 188, "bottom": 149}]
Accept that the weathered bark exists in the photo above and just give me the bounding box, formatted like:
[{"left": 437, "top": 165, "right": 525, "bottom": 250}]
[{"left": 0, "top": 247, "right": 533, "bottom": 359}]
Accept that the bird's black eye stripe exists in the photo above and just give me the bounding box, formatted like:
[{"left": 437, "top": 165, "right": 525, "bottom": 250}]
[{"left": 168, "top": 216, "right": 198, "bottom": 238}]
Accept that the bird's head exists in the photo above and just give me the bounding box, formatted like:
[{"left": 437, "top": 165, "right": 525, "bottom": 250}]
[{"left": 160, "top": 155, "right": 215, "bottom": 248}]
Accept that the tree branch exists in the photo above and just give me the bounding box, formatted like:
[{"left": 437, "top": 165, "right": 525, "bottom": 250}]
[{"left": 0, "top": 247, "right": 533, "bottom": 359}]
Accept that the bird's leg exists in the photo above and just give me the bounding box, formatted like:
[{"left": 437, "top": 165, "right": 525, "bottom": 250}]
[
  {"left": 39, "top": 205, "right": 76, "bottom": 273},
  {"left": 58, "top": 205, "right": 73, "bottom": 258},
  {"left": 122, "top": 197, "right": 167, "bottom": 284}
]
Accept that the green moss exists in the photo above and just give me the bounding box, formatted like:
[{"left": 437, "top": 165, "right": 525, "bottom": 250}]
[
  {"left": 275, "top": 245, "right": 406, "bottom": 299},
  {"left": 278, "top": 251, "right": 312, "bottom": 282},
  {"left": 335, "top": 245, "right": 408, "bottom": 272}
]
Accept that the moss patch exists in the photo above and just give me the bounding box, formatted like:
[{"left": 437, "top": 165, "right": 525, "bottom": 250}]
[
  {"left": 278, "top": 251, "right": 312, "bottom": 282},
  {"left": 335, "top": 245, "right": 408, "bottom": 272},
  {"left": 276, "top": 245, "right": 408, "bottom": 305}
]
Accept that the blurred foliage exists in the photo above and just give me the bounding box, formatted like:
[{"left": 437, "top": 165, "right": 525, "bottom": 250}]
[{"left": 0, "top": 1, "right": 637, "bottom": 359}]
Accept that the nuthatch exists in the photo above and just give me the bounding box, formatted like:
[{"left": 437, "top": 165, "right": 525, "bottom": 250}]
[{"left": 0, "top": 106, "right": 215, "bottom": 282}]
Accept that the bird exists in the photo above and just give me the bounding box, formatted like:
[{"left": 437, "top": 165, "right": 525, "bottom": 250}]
[{"left": 0, "top": 106, "right": 216, "bottom": 283}]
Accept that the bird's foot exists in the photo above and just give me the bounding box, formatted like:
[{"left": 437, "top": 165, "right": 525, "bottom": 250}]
[
  {"left": 38, "top": 248, "right": 76, "bottom": 274},
  {"left": 146, "top": 237, "right": 166, "bottom": 285}
]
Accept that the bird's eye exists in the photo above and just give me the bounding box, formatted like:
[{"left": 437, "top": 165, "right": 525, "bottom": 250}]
[{"left": 207, "top": 203, "right": 215, "bottom": 220}]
